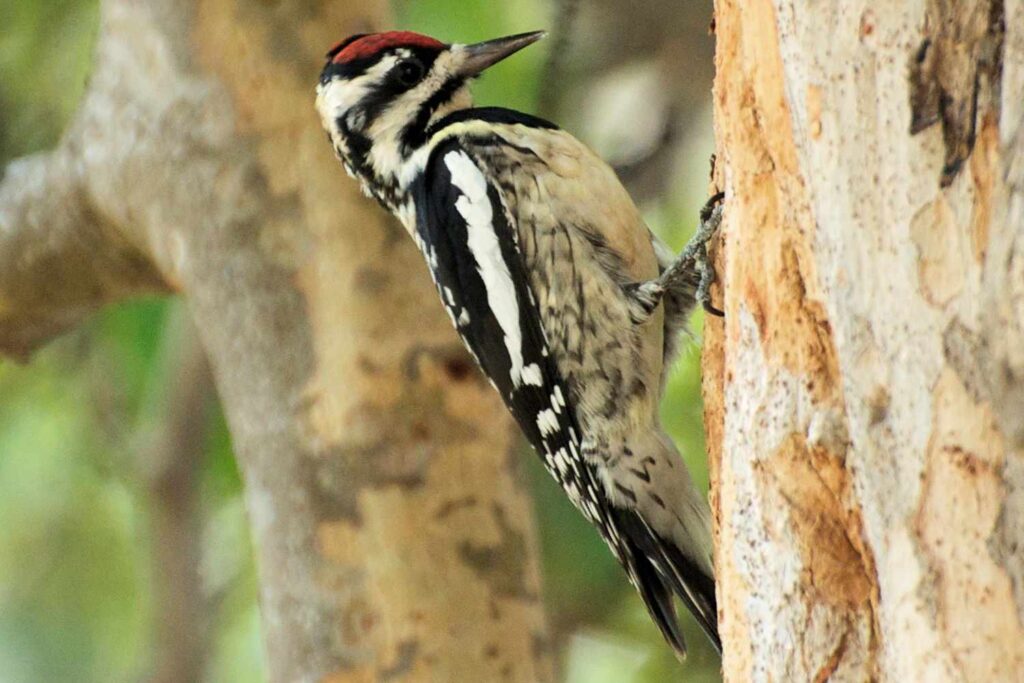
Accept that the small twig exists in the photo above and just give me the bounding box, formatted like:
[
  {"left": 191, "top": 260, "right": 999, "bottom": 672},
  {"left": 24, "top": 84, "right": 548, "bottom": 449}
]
[{"left": 142, "top": 310, "right": 214, "bottom": 683}]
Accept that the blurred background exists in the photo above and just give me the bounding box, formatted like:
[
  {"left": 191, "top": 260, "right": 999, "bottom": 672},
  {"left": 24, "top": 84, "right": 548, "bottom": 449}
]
[{"left": 0, "top": 0, "right": 717, "bottom": 681}]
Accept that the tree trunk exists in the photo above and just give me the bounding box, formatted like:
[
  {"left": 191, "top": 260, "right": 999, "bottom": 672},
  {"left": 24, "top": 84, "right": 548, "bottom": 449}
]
[
  {"left": 0, "top": 1, "right": 552, "bottom": 681},
  {"left": 707, "top": 0, "right": 1024, "bottom": 680}
]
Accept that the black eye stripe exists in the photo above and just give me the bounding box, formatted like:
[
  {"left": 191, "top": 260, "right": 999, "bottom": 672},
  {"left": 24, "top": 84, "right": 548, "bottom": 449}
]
[
  {"left": 400, "top": 75, "right": 468, "bottom": 152},
  {"left": 324, "top": 47, "right": 442, "bottom": 135}
]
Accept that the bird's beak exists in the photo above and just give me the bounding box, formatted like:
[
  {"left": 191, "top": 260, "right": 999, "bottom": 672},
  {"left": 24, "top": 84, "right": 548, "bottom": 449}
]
[{"left": 456, "top": 30, "right": 547, "bottom": 77}]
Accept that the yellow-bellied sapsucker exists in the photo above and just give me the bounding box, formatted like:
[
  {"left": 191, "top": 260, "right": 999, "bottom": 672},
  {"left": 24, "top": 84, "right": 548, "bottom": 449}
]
[{"left": 315, "top": 30, "right": 724, "bottom": 657}]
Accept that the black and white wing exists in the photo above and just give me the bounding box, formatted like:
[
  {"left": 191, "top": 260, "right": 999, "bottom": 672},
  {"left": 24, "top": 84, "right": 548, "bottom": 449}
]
[
  {"left": 411, "top": 137, "right": 601, "bottom": 515},
  {"left": 410, "top": 136, "right": 699, "bottom": 656}
]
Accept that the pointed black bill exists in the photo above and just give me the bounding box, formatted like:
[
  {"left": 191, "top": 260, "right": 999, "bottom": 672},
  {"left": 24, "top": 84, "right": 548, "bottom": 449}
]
[{"left": 456, "top": 30, "right": 547, "bottom": 77}]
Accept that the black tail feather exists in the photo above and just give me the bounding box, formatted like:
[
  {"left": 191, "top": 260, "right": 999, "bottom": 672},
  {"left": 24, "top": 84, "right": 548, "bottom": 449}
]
[
  {"left": 609, "top": 506, "right": 721, "bottom": 657},
  {"left": 631, "top": 550, "right": 688, "bottom": 656},
  {"left": 658, "top": 537, "right": 721, "bottom": 654}
]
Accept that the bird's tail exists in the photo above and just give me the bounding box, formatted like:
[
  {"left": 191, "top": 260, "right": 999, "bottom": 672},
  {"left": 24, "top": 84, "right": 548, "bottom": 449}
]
[{"left": 608, "top": 501, "right": 721, "bottom": 658}]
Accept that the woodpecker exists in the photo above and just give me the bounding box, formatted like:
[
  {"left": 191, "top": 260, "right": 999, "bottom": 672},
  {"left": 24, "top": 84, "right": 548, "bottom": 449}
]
[{"left": 316, "top": 30, "right": 724, "bottom": 657}]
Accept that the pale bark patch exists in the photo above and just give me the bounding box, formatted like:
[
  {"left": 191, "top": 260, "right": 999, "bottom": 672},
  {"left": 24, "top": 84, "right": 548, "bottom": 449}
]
[
  {"left": 916, "top": 368, "right": 1023, "bottom": 680},
  {"left": 909, "top": 195, "right": 967, "bottom": 306}
]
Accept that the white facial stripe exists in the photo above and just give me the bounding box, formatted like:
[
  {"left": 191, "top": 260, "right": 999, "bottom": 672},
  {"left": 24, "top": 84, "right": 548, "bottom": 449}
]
[
  {"left": 315, "top": 55, "right": 400, "bottom": 131},
  {"left": 445, "top": 150, "right": 528, "bottom": 388},
  {"left": 370, "top": 50, "right": 470, "bottom": 183},
  {"left": 316, "top": 47, "right": 478, "bottom": 196}
]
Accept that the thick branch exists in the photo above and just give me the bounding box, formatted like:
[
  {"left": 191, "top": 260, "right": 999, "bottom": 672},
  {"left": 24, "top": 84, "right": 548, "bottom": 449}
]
[{"left": 0, "top": 148, "right": 166, "bottom": 359}]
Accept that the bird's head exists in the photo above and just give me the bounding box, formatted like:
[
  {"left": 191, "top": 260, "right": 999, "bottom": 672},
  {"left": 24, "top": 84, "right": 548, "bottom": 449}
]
[{"left": 315, "top": 30, "right": 545, "bottom": 206}]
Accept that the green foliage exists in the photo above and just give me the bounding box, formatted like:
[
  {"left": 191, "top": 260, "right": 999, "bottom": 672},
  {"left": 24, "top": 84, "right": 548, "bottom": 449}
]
[
  {"left": 0, "top": 0, "right": 99, "bottom": 159},
  {"left": 0, "top": 311, "right": 154, "bottom": 681},
  {"left": 0, "top": 1, "right": 720, "bottom": 681}
]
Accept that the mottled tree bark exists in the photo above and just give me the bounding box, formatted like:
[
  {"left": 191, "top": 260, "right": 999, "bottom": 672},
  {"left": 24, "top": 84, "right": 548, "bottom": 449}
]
[
  {"left": 0, "top": 1, "right": 552, "bottom": 681},
  {"left": 706, "top": 0, "right": 1024, "bottom": 680}
]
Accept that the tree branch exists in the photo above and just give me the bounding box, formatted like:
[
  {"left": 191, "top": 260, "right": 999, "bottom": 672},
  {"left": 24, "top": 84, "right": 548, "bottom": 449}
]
[
  {"left": 1, "top": 0, "right": 554, "bottom": 679},
  {"left": 0, "top": 147, "right": 166, "bottom": 360}
]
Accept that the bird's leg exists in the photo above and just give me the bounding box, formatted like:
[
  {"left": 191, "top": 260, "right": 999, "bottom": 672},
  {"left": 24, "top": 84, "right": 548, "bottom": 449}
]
[
  {"left": 693, "top": 241, "right": 723, "bottom": 317},
  {"left": 626, "top": 193, "right": 725, "bottom": 323},
  {"left": 659, "top": 193, "right": 723, "bottom": 295},
  {"left": 624, "top": 280, "right": 668, "bottom": 324},
  {"left": 690, "top": 197, "right": 725, "bottom": 317},
  {"left": 695, "top": 193, "right": 726, "bottom": 316}
]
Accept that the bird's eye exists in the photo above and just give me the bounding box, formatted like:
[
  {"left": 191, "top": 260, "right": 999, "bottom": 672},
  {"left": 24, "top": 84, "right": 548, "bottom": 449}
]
[{"left": 395, "top": 59, "right": 424, "bottom": 86}]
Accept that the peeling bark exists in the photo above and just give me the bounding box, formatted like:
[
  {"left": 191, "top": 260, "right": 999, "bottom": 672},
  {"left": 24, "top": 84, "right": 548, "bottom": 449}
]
[
  {"left": 0, "top": 1, "right": 551, "bottom": 680},
  {"left": 708, "top": 0, "right": 1024, "bottom": 680}
]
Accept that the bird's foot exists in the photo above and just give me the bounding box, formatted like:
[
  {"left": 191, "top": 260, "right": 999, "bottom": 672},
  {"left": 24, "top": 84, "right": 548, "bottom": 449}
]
[{"left": 663, "top": 192, "right": 725, "bottom": 317}]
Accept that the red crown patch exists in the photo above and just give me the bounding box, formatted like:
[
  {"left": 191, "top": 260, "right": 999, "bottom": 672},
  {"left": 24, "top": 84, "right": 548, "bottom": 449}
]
[{"left": 329, "top": 31, "right": 445, "bottom": 64}]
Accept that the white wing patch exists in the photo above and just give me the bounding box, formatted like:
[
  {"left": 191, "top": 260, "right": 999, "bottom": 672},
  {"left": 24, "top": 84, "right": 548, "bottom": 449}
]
[
  {"left": 315, "top": 55, "right": 399, "bottom": 132},
  {"left": 445, "top": 150, "right": 532, "bottom": 389},
  {"left": 536, "top": 409, "right": 560, "bottom": 437},
  {"left": 521, "top": 363, "right": 543, "bottom": 387}
]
